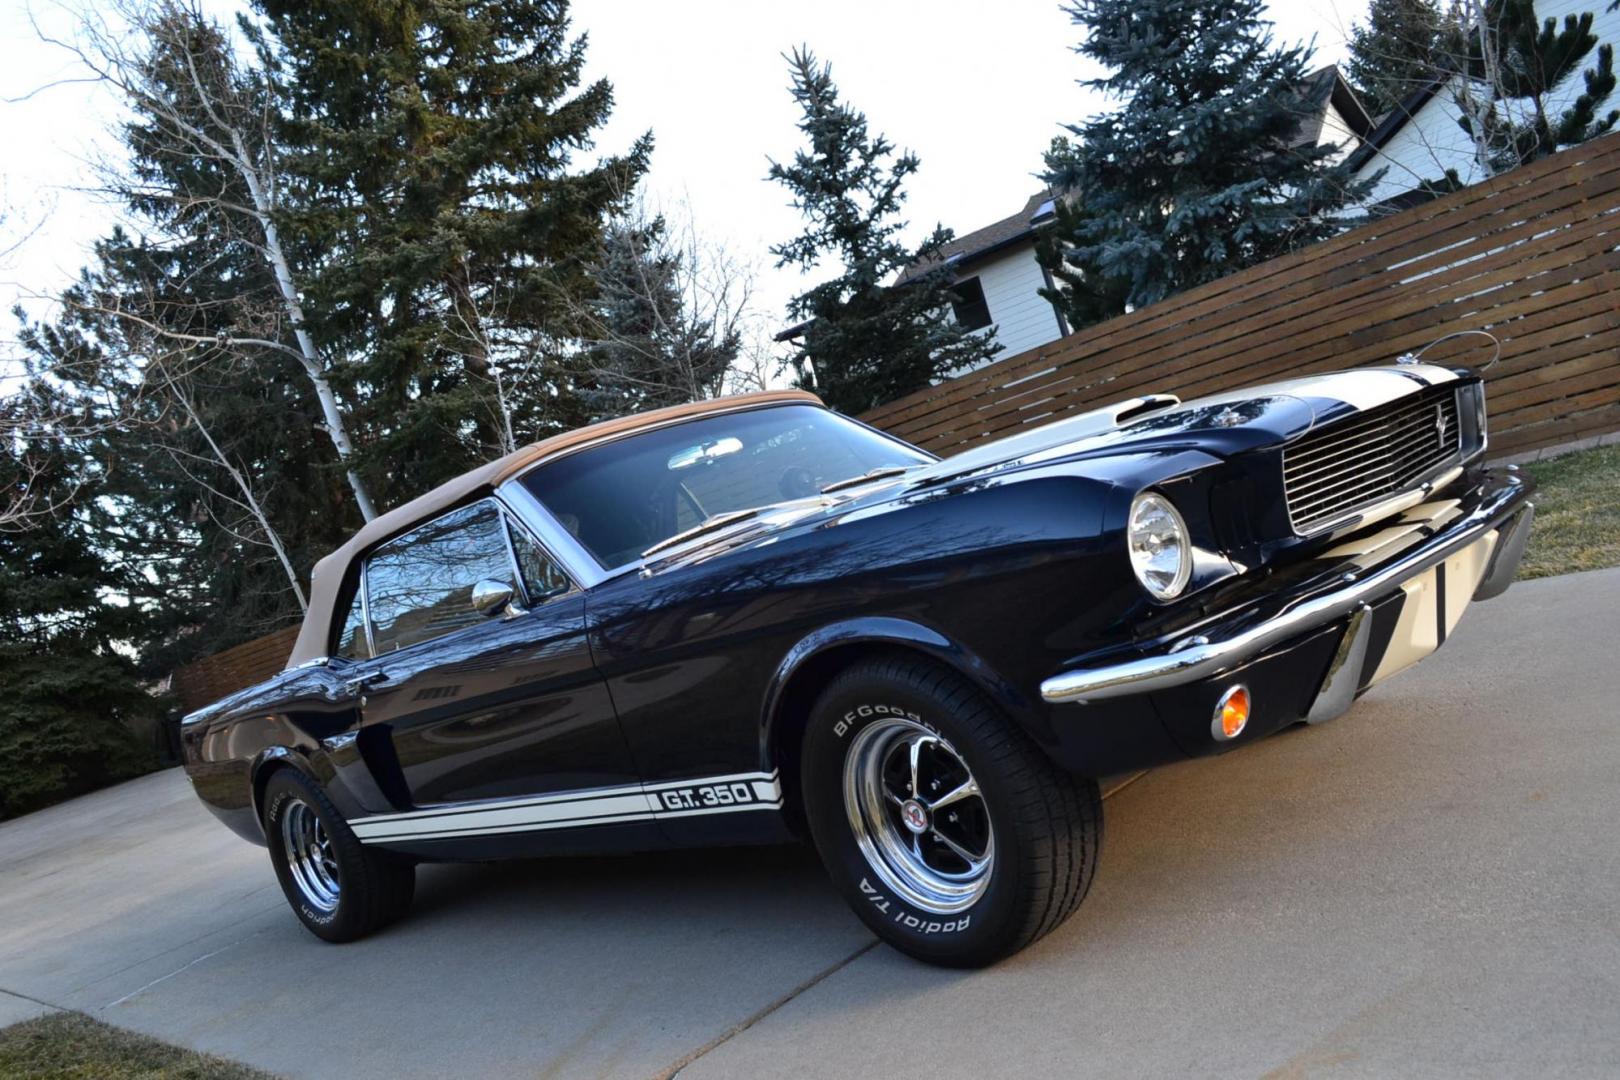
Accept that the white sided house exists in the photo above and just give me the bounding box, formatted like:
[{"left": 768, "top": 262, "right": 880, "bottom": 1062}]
[
  {"left": 1349, "top": 0, "right": 1620, "bottom": 209},
  {"left": 887, "top": 65, "right": 1374, "bottom": 374},
  {"left": 895, "top": 189, "right": 1071, "bottom": 365}
]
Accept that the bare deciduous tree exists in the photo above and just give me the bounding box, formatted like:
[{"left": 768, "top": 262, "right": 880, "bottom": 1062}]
[{"left": 558, "top": 189, "right": 767, "bottom": 415}]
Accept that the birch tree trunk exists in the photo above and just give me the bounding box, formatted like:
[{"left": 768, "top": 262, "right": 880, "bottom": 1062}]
[{"left": 229, "top": 127, "right": 378, "bottom": 520}]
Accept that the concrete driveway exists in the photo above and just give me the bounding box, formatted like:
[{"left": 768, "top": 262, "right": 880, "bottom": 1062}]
[{"left": 3, "top": 568, "right": 1618, "bottom": 1079}]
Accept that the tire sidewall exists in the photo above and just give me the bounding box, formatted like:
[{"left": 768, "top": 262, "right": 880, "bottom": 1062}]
[
  {"left": 262, "top": 772, "right": 354, "bottom": 941},
  {"left": 802, "top": 674, "right": 1024, "bottom": 965}
]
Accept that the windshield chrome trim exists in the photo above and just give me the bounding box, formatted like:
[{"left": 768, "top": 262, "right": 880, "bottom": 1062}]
[
  {"left": 359, "top": 549, "right": 377, "bottom": 658},
  {"left": 495, "top": 481, "right": 608, "bottom": 590}
]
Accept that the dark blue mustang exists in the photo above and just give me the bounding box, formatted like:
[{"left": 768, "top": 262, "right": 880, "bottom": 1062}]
[{"left": 183, "top": 366, "right": 1532, "bottom": 966}]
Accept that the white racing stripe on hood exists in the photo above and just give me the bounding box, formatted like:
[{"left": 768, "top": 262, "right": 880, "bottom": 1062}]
[
  {"left": 1249, "top": 364, "right": 1459, "bottom": 410},
  {"left": 1149, "top": 364, "right": 1459, "bottom": 414}
]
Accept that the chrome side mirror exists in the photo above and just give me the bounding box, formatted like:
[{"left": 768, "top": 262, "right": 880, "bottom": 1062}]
[{"left": 470, "top": 579, "right": 517, "bottom": 617}]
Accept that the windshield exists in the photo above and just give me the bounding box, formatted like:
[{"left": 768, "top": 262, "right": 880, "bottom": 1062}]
[{"left": 518, "top": 404, "right": 932, "bottom": 569}]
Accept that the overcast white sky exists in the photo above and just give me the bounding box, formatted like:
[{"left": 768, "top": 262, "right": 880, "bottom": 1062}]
[{"left": 0, "top": 0, "right": 1368, "bottom": 349}]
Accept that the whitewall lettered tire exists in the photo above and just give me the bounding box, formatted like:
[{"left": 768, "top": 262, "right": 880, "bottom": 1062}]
[
  {"left": 262, "top": 768, "right": 415, "bottom": 943},
  {"left": 801, "top": 656, "right": 1101, "bottom": 967}
]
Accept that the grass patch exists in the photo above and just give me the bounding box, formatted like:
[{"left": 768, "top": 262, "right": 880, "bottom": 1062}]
[
  {"left": 0, "top": 1012, "right": 276, "bottom": 1079},
  {"left": 1519, "top": 444, "right": 1620, "bottom": 580}
]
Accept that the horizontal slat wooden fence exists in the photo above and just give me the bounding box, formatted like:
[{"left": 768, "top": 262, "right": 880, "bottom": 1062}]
[
  {"left": 169, "top": 625, "right": 299, "bottom": 713},
  {"left": 861, "top": 131, "right": 1620, "bottom": 458}
]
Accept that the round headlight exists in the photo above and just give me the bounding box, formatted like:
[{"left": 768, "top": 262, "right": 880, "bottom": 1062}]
[{"left": 1127, "top": 492, "right": 1192, "bottom": 601}]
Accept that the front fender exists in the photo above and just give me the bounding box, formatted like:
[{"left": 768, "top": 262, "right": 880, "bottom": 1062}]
[{"left": 759, "top": 615, "right": 1037, "bottom": 768}]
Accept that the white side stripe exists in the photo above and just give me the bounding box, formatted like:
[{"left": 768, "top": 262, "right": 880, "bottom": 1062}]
[{"left": 349, "top": 770, "right": 783, "bottom": 845}]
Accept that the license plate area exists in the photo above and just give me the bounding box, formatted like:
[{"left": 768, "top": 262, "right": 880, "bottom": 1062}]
[{"left": 1363, "top": 531, "right": 1499, "bottom": 687}]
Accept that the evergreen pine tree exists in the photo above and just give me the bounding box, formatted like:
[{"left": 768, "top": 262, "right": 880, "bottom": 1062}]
[
  {"left": 255, "top": 0, "right": 652, "bottom": 499},
  {"left": 1037, "top": 0, "right": 1375, "bottom": 330},
  {"left": 1453, "top": 0, "right": 1619, "bottom": 171},
  {"left": 1346, "top": 0, "right": 1451, "bottom": 116},
  {"left": 769, "top": 48, "right": 998, "bottom": 414}
]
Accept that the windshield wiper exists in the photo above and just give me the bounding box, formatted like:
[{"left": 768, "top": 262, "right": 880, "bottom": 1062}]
[
  {"left": 819, "top": 465, "right": 916, "bottom": 495},
  {"left": 641, "top": 508, "right": 762, "bottom": 559}
]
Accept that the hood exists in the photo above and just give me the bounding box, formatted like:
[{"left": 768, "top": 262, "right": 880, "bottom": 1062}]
[{"left": 639, "top": 363, "right": 1464, "bottom": 570}]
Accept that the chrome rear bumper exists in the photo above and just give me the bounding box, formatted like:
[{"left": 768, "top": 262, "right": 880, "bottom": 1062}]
[{"left": 1041, "top": 474, "right": 1534, "bottom": 705}]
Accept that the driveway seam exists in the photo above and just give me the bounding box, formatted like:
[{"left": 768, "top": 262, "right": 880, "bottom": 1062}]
[
  {"left": 656, "top": 939, "right": 880, "bottom": 1080},
  {"left": 656, "top": 772, "right": 1148, "bottom": 1078},
  {"left": 64, "top": 899, "right": 286, "bottom": 999},
  {"left": 101, "top": 927, "right": 272, "bottom": 1011}
]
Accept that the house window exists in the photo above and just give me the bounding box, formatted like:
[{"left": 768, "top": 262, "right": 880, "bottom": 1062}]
[{"left": 949, "top": 277, "right": 992, "bottom": 331}]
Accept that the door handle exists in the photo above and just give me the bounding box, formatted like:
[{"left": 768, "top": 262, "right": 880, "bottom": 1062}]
[{"left": 342, "top": 670, "right": 392, "bottom": 697}]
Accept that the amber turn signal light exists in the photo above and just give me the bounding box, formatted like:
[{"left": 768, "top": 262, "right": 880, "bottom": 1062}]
[{"left": 1212, "top": 685, "right": 1250, "bottom": 741}]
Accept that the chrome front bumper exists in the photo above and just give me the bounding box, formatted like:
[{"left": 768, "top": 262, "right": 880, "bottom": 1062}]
[{"left": 1041, "top": 474, "right": 1535, "bottom": 706}]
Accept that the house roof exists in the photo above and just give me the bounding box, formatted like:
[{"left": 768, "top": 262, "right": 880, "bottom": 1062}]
[
  {"left": 1291, "top": 64, "right": 1376, "bottom": 148},
  {"left": 893, "top": 189, "right": 1056, "bottom": 286},
  {"left": 287, "top": 389, "right": 824, "bottom": 667}
]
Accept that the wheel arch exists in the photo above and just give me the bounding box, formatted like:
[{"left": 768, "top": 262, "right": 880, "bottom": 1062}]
[
  {"left": 249, "top": 746, "right": 322, "bottom": 835},
  {"left": 760, "top": 617, "right": 1030, "bottom": 827}
]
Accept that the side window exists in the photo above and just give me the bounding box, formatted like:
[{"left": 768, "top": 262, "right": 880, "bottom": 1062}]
[
  {"left": 505, "top": 515, "right": 572, "bottom": 604},
  {"left": 949, "top": 277, "right": 992, "bottom": 331},
  {"left": 334, "top": 587, "right": 372, "bottom": 660},
  {"left": 364, "top": 501, "right": 519, "bottom": 653}
]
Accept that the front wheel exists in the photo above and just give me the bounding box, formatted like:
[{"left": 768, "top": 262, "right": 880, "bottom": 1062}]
[
  {"left": 802, "top": 656, "right": 1101, "bottom": 967},
  {"left": 262, "top": 769, "right": 415, "bottom": 943}
]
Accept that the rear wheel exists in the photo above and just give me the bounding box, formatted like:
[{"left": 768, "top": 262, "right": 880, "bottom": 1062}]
[
  {"left": 262, "top": 769, "right": 414, "bottom": 943},
  {"left": 802, "top": 656, "right": 1101, "bottom": 967}
]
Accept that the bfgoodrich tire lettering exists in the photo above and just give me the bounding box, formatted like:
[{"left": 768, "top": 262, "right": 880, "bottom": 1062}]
[
  {"left": 802, "top": 656, "right": 1102, "bottom": 967},
  {"left": 262, "top": 768, "right": 415, "bottom": 943}
]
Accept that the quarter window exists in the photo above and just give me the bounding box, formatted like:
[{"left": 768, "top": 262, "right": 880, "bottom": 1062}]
[
  {"left": 364, "top": 501, "right": 520, "bottom": 653},
  {"left": 334, "top": 587, "right": 371, "bottom": 660},
  {"left": 505, "top": 515, "right": 572, "bottom": 603}
]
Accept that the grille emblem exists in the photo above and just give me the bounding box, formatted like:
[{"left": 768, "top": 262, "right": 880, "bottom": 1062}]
[{"left": 1434, "top": 403, "right": 1450, "bottom": 448}]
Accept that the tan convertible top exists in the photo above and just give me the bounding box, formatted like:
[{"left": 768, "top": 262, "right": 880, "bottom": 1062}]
[{"left": 288, "top": 389, "right": 823, "bottom": 668}]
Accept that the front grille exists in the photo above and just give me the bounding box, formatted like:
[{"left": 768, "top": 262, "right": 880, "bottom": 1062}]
[{"left": 1282, "top": 385, "right": 1461, "bottom": 534}]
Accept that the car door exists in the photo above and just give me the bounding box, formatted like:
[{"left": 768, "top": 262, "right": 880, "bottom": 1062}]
[{"left": 344, "top": 498, "right": 636, "bottom": 810}]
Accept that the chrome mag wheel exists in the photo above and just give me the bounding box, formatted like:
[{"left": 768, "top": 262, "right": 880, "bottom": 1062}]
[
  {"left": 281, "top": 798, "right": 340, "bottom": 913},
  {"left": 842, "top": 718, "right": 995, "bottom": 914}
]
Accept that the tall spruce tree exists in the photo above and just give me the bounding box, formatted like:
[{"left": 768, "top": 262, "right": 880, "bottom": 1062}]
[
  {"left": 1037, "top": 0, "right": 1375, "bottom": 330},
  {"left": 1346, "top": 0, "right": 1452, "bottom": 116},
  {"left": 1452, "top": 0, "right": 1618, "bottom": 172},
  {"left": 255, "top": 0, "right": 652, "bottom": 501},
  {"left": 769, "top": 48, "right": 997, "bottom": 415}
]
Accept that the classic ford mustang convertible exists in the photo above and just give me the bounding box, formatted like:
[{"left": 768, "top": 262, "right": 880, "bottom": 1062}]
[{"left": 183, "top": 363, "right": 1533, "bottom": 966}]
